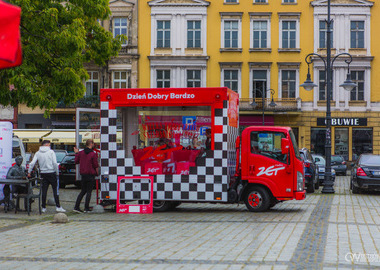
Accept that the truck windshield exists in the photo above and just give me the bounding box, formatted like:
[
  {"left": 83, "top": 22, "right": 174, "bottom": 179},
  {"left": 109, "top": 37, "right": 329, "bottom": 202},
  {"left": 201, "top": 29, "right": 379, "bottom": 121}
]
[{"left": 289, "top": 130, "right": 301, "bottom": 159}]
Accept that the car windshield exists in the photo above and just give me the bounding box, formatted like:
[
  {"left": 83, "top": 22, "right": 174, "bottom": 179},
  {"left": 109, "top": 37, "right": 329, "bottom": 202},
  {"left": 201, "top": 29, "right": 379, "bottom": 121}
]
[
  {"left": 62, "top": 155, "right": 75, "bottom": 164},
  {"left": 289, "top": 129, "right": 300, "bottom": 159},
  {"left": 313, "top": 156, "right": 326, "bottom": 166},
  {"left": 55, "top": 152, "right": 67, "bottom": 163},
  {"left": 331, "top": 156, "right": 343, "bottom": 162},
  {"left": 359, "top": 155, "right": 380, "bottom": 166}
]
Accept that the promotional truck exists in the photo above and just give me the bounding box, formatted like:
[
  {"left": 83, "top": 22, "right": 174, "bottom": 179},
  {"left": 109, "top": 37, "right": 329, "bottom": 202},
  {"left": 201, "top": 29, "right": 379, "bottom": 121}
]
[{"left": 99, "top": 87, "right": 305, "bottom": 212}]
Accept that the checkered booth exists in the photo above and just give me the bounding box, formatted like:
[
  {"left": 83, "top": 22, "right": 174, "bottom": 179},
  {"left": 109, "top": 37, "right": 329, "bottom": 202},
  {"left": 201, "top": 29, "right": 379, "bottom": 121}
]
[{"left": 100, "top": 98, "right": 239, "bottom": 203}]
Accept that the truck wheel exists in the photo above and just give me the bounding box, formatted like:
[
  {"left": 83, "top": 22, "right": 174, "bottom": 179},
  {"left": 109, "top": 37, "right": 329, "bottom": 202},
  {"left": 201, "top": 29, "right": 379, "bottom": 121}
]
[
  {"left": 153, "top": 201, "right": 173, "bottom": 212},
  {"left": 244, "top": 186, "right": 270, "bottom": 212},
  {"left": 314, "top": 178, "right": 320, "bottom": 190},
  {"left": 306, "top": 182, "right": 315, "bottom": 193},
  {"left": 170, "top": 201, "right": 182, "bottom": 210}
]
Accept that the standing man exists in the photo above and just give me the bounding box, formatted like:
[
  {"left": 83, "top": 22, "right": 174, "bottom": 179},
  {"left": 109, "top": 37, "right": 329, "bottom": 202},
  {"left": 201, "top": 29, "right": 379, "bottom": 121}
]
[
  {"left": 73, "top": 139, "right": 99, "bottom": 213},
  {"left": 28, "top": 140, "right": 66, "bottom": 213}
]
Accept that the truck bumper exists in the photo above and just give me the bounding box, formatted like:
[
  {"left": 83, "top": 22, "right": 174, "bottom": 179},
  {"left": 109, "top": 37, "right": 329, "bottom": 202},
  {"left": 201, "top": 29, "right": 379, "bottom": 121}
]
[{"left": 294, "top": 191, "right": 306, "bottom": 200}]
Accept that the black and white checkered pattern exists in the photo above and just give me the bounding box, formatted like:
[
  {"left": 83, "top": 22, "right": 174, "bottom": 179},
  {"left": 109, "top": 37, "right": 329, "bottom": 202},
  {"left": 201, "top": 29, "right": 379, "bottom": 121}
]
[
  {"left": 100, "top": 100, "right": 239, "bottom": 203},
  {"left": 118, "top": 178, "right": 151, "bottom": 201}
]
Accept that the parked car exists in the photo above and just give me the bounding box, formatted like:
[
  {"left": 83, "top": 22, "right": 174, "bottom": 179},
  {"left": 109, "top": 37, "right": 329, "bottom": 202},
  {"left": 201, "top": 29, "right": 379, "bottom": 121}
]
[
  {"left": 299, "top": 148, "right": 319, "bottom": 193},
  {"left": 331, "top": 155, "right": 347, "bottom": 176},
  {"left": 58, "top": 153, "right": 78, "bottom": 188},
  {"left": 312, "top": 154, "right": 336, "bottom": 185},
  {"left": 351, "top": 154, "right": 380, "bottom": 194},
  {"left": 12, "top": 136, "right": 26, "bottom": 167},
  {"left": 54, "top": 149, "right": 68, "bottom": 165}
]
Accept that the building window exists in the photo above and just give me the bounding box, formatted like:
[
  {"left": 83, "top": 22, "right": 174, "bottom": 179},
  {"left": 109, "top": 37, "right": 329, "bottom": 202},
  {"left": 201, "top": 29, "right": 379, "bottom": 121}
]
[
  {"left": 319, "top": 21, "right": 333, "bottom": 48},
  {"left": 187, "top": 70, "right": 201, "bottom": 88},
  {"left": 252, "top": 21, "right": 267, "bottom": 48},
  {"left": 318, "top": 70, "right": 333, "bottom": 100},
  {"left": 157, "top": 20, "right": 171, "bottom": 48},
  {"left": 157, "top": 70, "right": 171, "bottom": 88},
  {"left": 353, "top": 128, "right": 373, "bottom": 158},
  {"left": 281, "top": 70, "right": 296, "bottom": 98},
  {"left": 224, "top": 20, "right": 239, "bottom": 48},
  {"left": 254, "top": 0, "right": 267, "bottom": 3},
  {"left": 225, "top": 0, "right": 238, "bottom": 2},
  {"left": 113, "top": 71, "right": 130, "bottom": 88},
  {"left": 350, "top": 71, "right": 365, "bottom": 101},
  {"left": 311, "top": 128, "right": 326, "bottom": 156},
  {"left": 283, "top": 0, "right": 296, "bottom": 2},
  {"left": 252, "top": 70, "right": 267, "bottom": 98},
  {"left": 113, "top": 18, "right": 128, "bottom": 45},
  {"left": 85, "top": 71, "right": 99, "bottom": 96},
  {"left": 281, "top": 21, "right": 296, "bottom": 48},
  {"left": 350, "top": 21, "right": 364, "bottom": 48},
  {"left": 223, "top": 70, "right": 239, "bottom": 92},
  {"left": 187, "top": 21, "right": 201, "bottom": 48}
]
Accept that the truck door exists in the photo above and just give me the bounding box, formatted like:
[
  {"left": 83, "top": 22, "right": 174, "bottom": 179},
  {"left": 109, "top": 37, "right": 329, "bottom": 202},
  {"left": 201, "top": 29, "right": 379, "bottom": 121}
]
[{"left": 247, "top": 130, "right": 293, "bottom": 197}]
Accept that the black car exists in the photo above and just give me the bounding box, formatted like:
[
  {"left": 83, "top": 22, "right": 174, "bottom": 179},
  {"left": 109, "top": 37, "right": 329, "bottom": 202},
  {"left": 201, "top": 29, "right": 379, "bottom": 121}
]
[
  {"left": 351, "top": 154, "right": 380, "bottom": 193},
  {"left": 58, "top": 153, "right": 79, "bottom": 188},
  {"left": 299, "top": 148, "right": 319, "bottom": 193},
  {"left": 331, "top": 155, "right": 347, "bottom": 176}
]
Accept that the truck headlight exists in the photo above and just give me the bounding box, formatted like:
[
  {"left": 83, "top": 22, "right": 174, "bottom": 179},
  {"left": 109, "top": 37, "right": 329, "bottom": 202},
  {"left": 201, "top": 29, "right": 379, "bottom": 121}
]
[{"left": 297, "top": 171, "right": 304, "bottom": 191}]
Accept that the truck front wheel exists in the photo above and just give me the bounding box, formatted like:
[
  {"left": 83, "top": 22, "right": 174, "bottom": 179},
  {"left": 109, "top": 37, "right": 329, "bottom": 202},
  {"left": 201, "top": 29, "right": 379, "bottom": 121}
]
[{"left": 244, "top": 186, "right": 271, "bottom": 212}]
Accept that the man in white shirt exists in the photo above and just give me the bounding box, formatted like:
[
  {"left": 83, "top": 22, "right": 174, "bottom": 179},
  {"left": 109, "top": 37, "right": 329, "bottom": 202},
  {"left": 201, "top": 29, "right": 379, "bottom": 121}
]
[{"left": 28, "top": 140, "right": 65, "bottom": 213}]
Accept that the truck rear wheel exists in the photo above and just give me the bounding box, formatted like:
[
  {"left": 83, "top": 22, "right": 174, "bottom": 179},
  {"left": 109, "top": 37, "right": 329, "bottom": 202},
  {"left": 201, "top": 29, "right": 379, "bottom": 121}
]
[
  {"left": 244, "top": 186, "right": 270, "bottom": 212},
  {"left": 153, "top": 201, "right": 173, "bottom": 212},
  {"left": 306, "top": 181, "right": 315, "bottom": 193}
]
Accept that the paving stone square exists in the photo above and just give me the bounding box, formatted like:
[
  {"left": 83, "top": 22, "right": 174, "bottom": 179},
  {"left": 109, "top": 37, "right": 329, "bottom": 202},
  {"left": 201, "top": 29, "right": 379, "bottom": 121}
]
[{"left": 0, "top": 176, "right": 379, "bottom": 269}]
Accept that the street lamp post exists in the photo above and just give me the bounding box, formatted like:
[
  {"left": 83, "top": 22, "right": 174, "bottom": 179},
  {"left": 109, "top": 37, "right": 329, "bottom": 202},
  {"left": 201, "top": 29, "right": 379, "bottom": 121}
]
[
  {"left": 300, "top": 0, "right": 356, "bottom": 194},
  {"left": 250, "top": 89, "right": 277, "bottom": 125}
]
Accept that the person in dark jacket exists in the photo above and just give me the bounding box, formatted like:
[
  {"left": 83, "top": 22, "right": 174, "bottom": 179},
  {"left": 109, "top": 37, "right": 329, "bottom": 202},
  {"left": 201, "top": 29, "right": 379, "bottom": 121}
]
[{"left": 73, "top": 139, "right": 99, "bottom": 213}]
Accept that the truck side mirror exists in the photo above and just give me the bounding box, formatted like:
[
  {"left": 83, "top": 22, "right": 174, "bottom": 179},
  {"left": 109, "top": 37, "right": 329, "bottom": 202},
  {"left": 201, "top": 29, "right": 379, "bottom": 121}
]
[{"left": 281, "top": 138, "right": 290, "bottom": 155}]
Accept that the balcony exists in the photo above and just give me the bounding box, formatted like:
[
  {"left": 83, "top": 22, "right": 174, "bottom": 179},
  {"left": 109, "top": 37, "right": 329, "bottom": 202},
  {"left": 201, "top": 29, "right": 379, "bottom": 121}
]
[
  {"left": 56, "top": 95, "right": 100, "bottom": 109},
  {"left": 239, "top": 98, "right": 300, "bottom": 112}
]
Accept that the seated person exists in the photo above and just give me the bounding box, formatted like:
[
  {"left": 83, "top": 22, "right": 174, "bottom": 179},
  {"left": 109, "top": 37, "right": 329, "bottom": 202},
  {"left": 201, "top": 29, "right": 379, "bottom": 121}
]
[
  {"left": 6, "top": 156, "right": 28, "bottom": 195},
  {"left": 6, "top": 156, "right": 30, "bottom": 211}
]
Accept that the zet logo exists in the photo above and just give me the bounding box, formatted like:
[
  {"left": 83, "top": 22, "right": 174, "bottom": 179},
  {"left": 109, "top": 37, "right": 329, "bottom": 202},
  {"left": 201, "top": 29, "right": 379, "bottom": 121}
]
[{"left": 257, "top": 165, "right": 286, "bottom": 177}]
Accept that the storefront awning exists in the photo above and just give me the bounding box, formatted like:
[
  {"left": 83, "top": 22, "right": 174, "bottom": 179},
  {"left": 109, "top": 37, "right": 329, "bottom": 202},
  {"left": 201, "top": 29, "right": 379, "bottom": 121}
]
[
  {"left": 13, "top": 130, "right": 51, "bottom": 143},
  {"left": 13, "top": 130, "right": 123, "bottom": 144}
]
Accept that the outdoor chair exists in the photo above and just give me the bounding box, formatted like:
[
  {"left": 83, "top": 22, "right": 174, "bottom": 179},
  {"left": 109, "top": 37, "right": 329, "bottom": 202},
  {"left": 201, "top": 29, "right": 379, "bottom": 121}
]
[{"left": 15, "top": 178, "right": 42, "bottom": 215}]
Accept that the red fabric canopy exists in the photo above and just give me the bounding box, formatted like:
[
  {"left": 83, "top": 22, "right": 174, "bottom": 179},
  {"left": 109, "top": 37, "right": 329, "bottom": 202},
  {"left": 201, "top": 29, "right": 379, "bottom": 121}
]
[{"left": 0, "top": 1, "right": 22, "bottom": 69}]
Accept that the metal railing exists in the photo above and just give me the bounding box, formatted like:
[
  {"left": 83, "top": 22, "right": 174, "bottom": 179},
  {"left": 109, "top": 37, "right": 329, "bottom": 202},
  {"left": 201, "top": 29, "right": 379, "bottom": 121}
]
[{"left": 239, "top": 98, "right": 300, "bottom": 112}]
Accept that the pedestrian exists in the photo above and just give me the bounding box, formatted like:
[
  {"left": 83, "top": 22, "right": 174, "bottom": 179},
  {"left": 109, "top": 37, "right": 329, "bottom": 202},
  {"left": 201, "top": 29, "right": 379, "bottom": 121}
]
[
  {"left": 73, "top": 139, "right": 99, "bottom": 213},
  {"left": 205, "top": 128, "right": 212, "bottom": 150},
  {"left": 28, "top": 140, "right": 66, "bottom": 213}
]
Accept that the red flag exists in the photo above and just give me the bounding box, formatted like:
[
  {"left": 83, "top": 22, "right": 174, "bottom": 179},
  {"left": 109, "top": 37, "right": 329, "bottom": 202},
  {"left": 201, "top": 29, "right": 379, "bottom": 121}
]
[{"left": 0, "top": 1, "right": 22, "bottom": 69}]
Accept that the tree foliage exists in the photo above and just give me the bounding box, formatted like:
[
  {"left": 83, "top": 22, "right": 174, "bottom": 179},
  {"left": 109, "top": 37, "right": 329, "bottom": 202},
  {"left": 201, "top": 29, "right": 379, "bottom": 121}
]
[{"left": 0, "top": 0, "right": 121, "bottom": 112}]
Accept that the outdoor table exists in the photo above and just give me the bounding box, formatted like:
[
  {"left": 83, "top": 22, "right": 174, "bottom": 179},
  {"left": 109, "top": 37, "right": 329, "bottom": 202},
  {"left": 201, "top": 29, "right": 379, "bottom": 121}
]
[{"left": 0, "top": 179, "right": 31, "bottom": 213}]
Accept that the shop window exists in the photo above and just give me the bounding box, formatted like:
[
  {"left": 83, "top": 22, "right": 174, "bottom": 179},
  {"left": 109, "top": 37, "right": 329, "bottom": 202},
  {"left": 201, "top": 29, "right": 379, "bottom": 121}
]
[
  {"left": 122, "top": 106, "right": 212, "bottom": 175},
  {"left": 311, "top": 128, "right": 326, "bottom": 156},
  {"left": 250, "top": 131, "right": 287, "bottom": 163},
  {"left": 353, "top": 128, "right": 372, "bottom": 160},
  {"left": 334, "top": 128, "right": 348, "bottom": 161}
]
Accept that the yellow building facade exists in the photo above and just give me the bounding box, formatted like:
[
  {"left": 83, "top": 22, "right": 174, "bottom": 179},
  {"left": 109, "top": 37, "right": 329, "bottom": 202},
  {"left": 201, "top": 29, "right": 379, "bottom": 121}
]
[{"left": 139, "top": 0, "right": 377, "bottom": 161}]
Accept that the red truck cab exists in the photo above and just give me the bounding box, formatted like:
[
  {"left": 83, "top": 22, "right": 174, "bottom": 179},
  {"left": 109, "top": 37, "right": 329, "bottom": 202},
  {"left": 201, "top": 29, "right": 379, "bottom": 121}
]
[{"left": 235, "top": 126, "right": 305, "bottom": 212}]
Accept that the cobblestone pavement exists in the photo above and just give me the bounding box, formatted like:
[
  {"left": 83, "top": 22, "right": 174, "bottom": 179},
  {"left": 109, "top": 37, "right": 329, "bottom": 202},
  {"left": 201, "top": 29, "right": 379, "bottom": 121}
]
[{"left": 0, "top": 176, "right": 379, "bottom": 269}]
